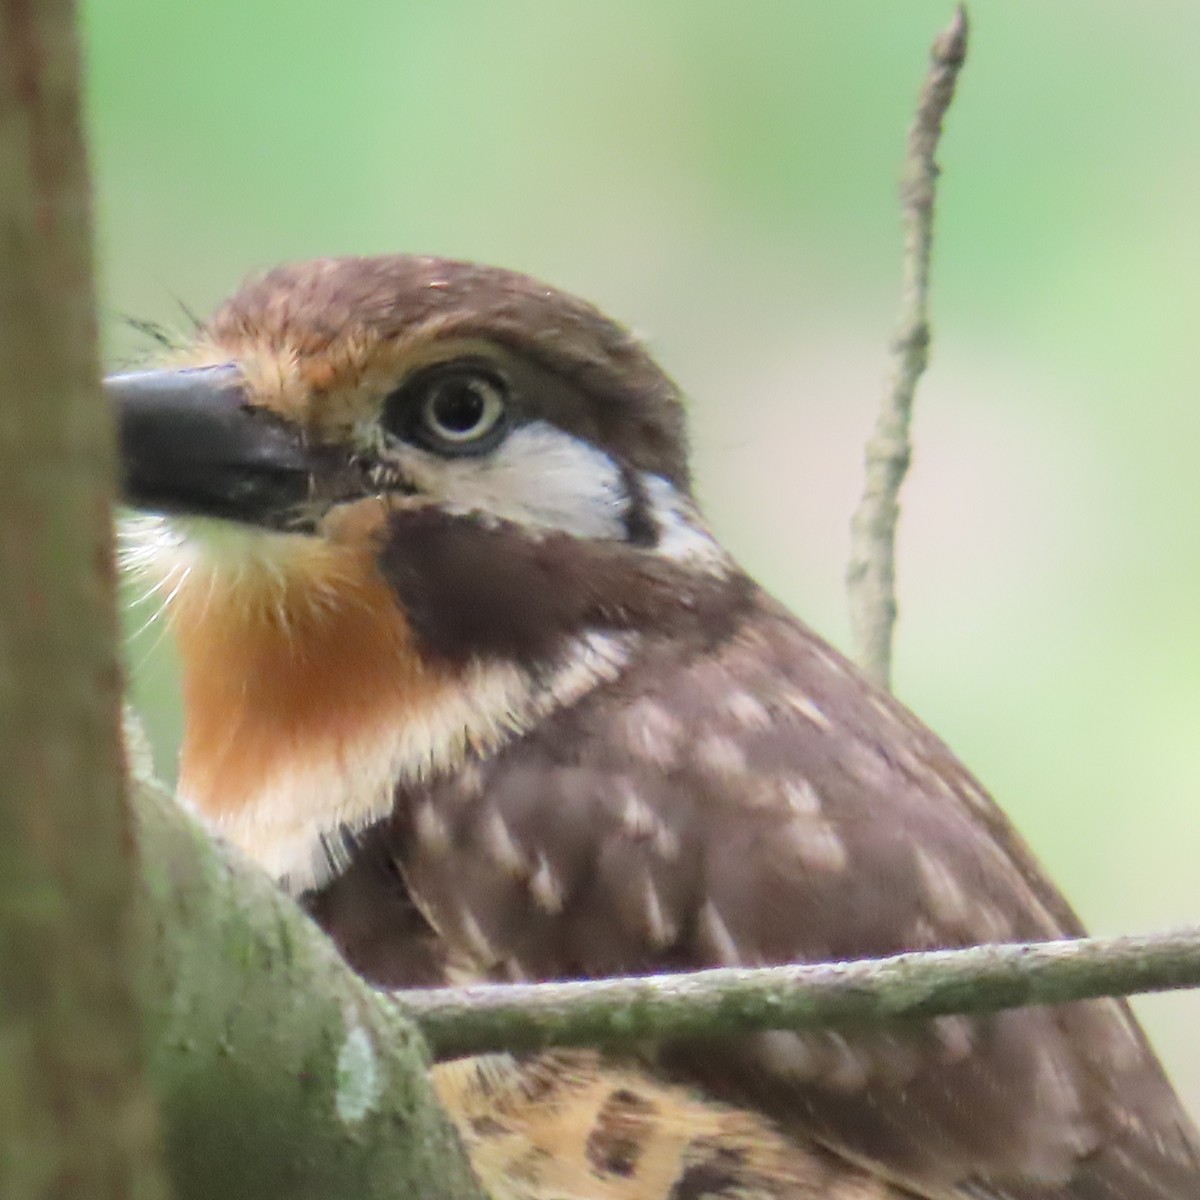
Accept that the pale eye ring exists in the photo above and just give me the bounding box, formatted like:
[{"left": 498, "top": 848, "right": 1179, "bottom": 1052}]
[
  {"left": 382, "top": 361, "right": 511, "bottom": 456},
  {"left": 422, "top": 373, "right": 506, "bottom": 444}
]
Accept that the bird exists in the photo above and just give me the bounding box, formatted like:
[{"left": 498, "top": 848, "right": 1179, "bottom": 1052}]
[{"left": 112, "top": 254, "right": 1200, "bottom": 1200}]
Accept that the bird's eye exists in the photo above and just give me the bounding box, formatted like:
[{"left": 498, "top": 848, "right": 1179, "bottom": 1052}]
[
  {"left": 423, "top": 373, "right": 505, "bottom": 443},
  {"left": 383, "top": 363, "right": 510, "bottom": 456}
]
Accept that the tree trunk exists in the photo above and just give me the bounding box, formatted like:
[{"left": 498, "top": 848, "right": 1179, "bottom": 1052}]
[{"left": 0, "top": 0, "right": 169, "bottom": 1196}]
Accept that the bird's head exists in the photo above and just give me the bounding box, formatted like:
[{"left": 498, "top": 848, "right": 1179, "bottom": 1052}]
[{"left": 113, "top": 255, "right": 743, "bottom": 888}]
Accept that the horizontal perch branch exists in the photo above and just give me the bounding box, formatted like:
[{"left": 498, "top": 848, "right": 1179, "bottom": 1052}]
[{"left": 398, "top": 925, "right": 1200, "bottom": 1060}]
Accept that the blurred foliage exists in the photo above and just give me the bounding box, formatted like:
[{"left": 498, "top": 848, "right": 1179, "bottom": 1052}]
[{"left": 87, "top": 1, "right": 1200, "bottom": 1108}]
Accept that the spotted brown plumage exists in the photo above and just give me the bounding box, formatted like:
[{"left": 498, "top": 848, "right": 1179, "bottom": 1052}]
[
  {"left": 114, "top": 255, "right": 1200, "bottom": 1200},
  {"left": 431, "top": 1051, "right": 905, "bottom": 1200}
]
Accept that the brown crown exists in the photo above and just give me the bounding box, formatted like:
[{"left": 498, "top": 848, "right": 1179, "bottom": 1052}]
[{"left": 206, "top": 254, "right": 693, "bottom": 489}]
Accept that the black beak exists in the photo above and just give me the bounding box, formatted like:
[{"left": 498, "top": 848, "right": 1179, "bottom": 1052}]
[{"left": 108, "top": 364, "right": 313, "bottom": 526}]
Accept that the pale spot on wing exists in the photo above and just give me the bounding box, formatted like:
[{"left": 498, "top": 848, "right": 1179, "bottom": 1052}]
[
  {"left": 927, "top": 771, "right": 963, "bottom": 802},
  {"left": 414, "top": 798, "right": 452, "bottom": 855},
  {"left": 1108, "top": 1003, "right": 1155, "bottom": 1073},
  {"left": 612, "top": 783, "right": 682, "bottom": 861},
  {"left": 913, "top": 845, "right": 971, "bottom": 926},
  {"left": 972, "top": 834, "right": 1064, "bottom": 939},
  {"left": 842, "top": 740, "right": 895, "bottom": 789},
  {"left": 755, "top": 1030, "right": 884, "bottom": 1092},
  {"left": 479, "top": 808, "right": 526, "bottom": 876},
  {"left": 456, "top": 904, "right": 498, "bottom": 966},
  {"left": 723, "top": 689, "right": 773, "bottom": 731},
  {"left": 616, "top": 696, "right": 684, "bottom": 765},
  {"left": 696, "top": 898, "right": 743, "bottom": 966},
  {"left": 973, "top": 900, "right": 1015, "bottom": 944},
  {"left": 1027, "top": 1042, "right": 1093, "bottom": 1168},
  {"left": 959, "top": 777, "right": 995, "bottom": 814},
  {"left": 754, "top": 1030, "right": 820, "bottom": 1081},
  {"left": 1111, "top": 1104, "right": 1150, "bottom": 1137},
  {"left": 529, "top": 853, "right": 565, "bottom": 915},
  {"left": 780, "top": 814, "right": 849, "bottom": 873},
  {"left": 651, "top": 824, "right": 681, "bottom": 862},
  {"left": 618, "top": 784, "right": 663, "bottom": 840},
  {"left": 807, "top": 641, "right": 850, "bottom": 678},
  {"left": 780, "top": 688, "right": 833, "bottom": 732},
  {"left": 884, "top": 738, "right": 929, "bottom": 780},
  {"left": 695, "top": 732, "right": 748, "bottom": 776},
  {"left": 779, "top": 777, "right": 823, "bottom": 816},
  {"left": 739, "top": 775, "right": 787, "bottom": 812},
  {"left": 1033, "top": 1042, "right": 1085, "bottom": 1120},
  {"left": 823, "top": 1033, "right": 872, "bottom": 1093},
  {"left": 865, "top": 690, "right": 914, "bottom": 737},
  {"left": 932, "top": 1014, "right": 975, "bottom": 1063},
  {"left": 908, "top": 916, "right": 942, "bottom": 949},
  {"left": 637, "top": 869, "right": 677, "bottom": 949}
]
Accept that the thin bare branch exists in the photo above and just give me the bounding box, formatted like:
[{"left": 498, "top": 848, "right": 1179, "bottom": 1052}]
[
  {"left": 847, "top": 4, "right": 968, "bottom": 688},
  {"left": 399, "top": 925, "right": 1200, "bottom": 1060}
]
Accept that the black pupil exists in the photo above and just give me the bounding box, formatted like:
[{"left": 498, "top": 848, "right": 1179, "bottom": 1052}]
[{"left": 430, "top": 379, "right": 487, "bottom": 434}]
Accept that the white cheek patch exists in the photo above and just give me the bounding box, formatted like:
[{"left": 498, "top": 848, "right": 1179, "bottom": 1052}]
[
  {"left": 641, "top": 474, "right": 731, "bottom": 573},
  {"left": 382, "top": 419, "right": 733, "bottom": 575},
  {"left": 394, "top": 420, "right": 629, "bottom": 540}
]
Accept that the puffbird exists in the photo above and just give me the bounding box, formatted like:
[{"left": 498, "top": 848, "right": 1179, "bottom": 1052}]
[{"left": 114, "top": 255, "right": 1200, "bottom": 1199}]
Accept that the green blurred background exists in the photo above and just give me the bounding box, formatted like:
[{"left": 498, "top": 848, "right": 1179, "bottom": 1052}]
[{"left": 86, "top": 1, "right": 1200, "bottom": 1109}]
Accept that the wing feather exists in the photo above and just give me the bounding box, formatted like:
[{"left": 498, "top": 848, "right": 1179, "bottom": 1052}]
[{"left": 383, "top": 592, "right": 1200, "bottom": 1198}]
